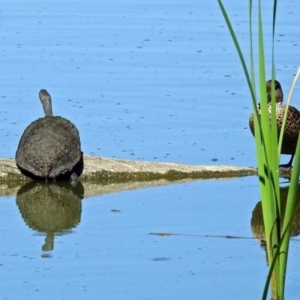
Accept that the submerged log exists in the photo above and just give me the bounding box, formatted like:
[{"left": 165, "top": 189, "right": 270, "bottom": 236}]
[
  {"left": 0, "top": 154, "right": 256, "bottom": 184},
  {"left": 0, "top": 155, "right": 257, "bottom": 198}
]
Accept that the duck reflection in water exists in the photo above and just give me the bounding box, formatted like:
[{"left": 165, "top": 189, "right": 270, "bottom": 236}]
[
  {"left": 16, "top": 181, "right": 84, "bottom": 254},
  {"left": 251, "top": 183, "right": 300, "bottom": 247}
]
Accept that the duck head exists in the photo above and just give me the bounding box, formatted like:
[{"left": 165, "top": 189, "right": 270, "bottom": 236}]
[{"left": 266, "top": 79, "right": 283, "bottom": 104}]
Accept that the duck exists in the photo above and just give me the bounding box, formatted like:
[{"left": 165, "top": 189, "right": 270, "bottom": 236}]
[{"left": 249, "top": 80, "right": 300, "bottom": 171}]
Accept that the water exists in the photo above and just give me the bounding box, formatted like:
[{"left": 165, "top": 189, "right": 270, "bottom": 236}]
[
  {"left": 3, "top": 177, "right": 300, "bottom": 299},
  {"left": 0, "top": 177, "right": 268, "bottom": 299},
  {"left": 1, "top": 0, "right": 300, "bottom": 299}
]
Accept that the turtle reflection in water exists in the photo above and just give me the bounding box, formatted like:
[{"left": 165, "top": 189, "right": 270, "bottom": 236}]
[
  {"left": 15, "top": 89, "right": 84, "bottom": 182},
  {"left": 16, "top": 181, "right": 84, "bottom": 251}
]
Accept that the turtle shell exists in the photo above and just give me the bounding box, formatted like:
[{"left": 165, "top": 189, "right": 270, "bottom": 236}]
[{"left": 16, "top": 116, "right": 82, "bottom": 180}]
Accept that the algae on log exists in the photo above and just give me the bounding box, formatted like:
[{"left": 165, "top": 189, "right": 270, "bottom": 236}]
[
  {"left": 0, "top": 155, "right": 257, "bottom": 198},
  {"left": 0, "top": 154, "right": 256, "bottom": 184},
  {"left": 82, "top": 155, "right": 256, "bottom": 183}
]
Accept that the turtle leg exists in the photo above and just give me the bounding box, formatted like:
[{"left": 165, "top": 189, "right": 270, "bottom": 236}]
[{"left": 279, "top": 154, "right": 294, "bottom": 172}]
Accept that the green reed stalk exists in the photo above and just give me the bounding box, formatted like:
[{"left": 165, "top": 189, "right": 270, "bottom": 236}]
[{"left": 218, "top": 1, "right": 300, "bottom": 299}]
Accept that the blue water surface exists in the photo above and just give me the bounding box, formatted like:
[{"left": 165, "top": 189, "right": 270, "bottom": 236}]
[
  {"left": 1, "top": 0, "right": 300, "bottom": 299},
  {"left": 2, "top": 0, "right": 299, "bottom": 166},
  {"left": 0, "top": 177, "right": 264, "bottom": 299}
]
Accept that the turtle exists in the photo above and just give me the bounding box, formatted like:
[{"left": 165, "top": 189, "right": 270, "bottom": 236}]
[
  {"left": 15, "top": 89, "right": 84, "bottom": 181},
  {"left": 249, "top": 80, "right": 300, "bottom": 171}
]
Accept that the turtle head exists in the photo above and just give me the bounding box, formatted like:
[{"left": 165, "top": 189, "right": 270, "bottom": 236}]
[{"left": 39, "top": 89, "right": 53, "bottom": 117}]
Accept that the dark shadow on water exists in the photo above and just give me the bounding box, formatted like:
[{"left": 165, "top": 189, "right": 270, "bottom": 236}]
[{"left": 16, "top": 181, "right": 84, "bottom": 255}]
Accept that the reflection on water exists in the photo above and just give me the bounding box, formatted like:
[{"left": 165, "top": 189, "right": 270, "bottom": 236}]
[
  {"left": 16, "top": 181, "right": 84, "bottom": 253},
  {"left": 251, "top": 184, "right": 300, "bottom": 245},
  {"left": 250, "top": 185, "right": 300, "bottom": 300}
]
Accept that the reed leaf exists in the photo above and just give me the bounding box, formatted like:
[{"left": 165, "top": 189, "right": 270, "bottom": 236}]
[{"left": 218, "top": 0, "right": 300, "bottom": 299}]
